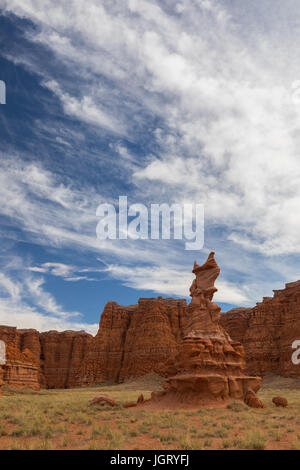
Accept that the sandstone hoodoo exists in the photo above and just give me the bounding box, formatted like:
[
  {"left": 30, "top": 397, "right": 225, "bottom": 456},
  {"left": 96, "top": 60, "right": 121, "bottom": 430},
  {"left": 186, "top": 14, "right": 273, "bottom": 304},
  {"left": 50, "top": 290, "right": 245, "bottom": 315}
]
[{"left": 149, "top": 252, "right": 261, "bottom": 406}]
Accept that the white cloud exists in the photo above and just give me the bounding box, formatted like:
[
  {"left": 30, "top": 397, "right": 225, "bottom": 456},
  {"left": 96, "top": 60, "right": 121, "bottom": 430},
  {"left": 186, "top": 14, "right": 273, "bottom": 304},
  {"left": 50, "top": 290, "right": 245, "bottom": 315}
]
[
  {"left": 29, "top": 263, "right": 73, "bottom": 277},
  {"left": 0, "top": 297, "right": 98, "bottom": 335},
  {"left": 44, "top": 80, "right": 125, "bottom": 135},
  {"left": 1, "top": 0, "right": 300, "bottom": 317},
  {"left": 0, "top": 273, "right": 21, "bottom": 302},
  {"left": 0, "top": 267, "right": 98, "bottom": 334},
  {"left": 104, "top": 263, "right": 249, "bottom": 304},
  {"left": 28, "top": 262, "right": 101, "bottom": 282},
  {"left": 3, "top": 0, "right": 299, "bottom": 256},
  {"left": 24, "top": 275, "right": 81, "bottom": 318},
  {"left": 0, "top": 156, "right": 183, "bottom": 265}
]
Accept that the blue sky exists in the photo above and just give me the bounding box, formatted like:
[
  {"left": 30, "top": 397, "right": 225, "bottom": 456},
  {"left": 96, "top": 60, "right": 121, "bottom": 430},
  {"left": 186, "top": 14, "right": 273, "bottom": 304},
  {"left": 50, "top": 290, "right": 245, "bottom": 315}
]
[{"left": 1, "top": 0, "right": 300, "bottom": 335}]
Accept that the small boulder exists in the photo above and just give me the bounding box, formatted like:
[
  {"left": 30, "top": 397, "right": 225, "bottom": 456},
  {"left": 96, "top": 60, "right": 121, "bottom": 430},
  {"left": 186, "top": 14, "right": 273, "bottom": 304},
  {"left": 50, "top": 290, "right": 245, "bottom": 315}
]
[
  {"left": 90, "top": 394, "right": 116, "bottom": 407},
  {"left": 244, "top": 388, "right": 264, "bottom": 408},
  {"left": 123, "top": 401, "right": 137, "bottom": 408},
  {"left": 272, "top": 396, "right": 288, "bottom": 407}
]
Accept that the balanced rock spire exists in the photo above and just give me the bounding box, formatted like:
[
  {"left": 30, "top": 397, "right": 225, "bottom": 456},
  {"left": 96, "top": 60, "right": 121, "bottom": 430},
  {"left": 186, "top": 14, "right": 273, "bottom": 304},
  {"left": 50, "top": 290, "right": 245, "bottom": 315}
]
[{"left": 149, "top": 252, "right": 262, "bottom": 406}]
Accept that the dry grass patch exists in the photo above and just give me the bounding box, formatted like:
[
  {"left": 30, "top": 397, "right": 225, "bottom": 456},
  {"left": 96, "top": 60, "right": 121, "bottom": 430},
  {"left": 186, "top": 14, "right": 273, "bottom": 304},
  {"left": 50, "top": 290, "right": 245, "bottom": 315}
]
[{"left": 0, "top": 374, "right": 299, "bottom": 449}]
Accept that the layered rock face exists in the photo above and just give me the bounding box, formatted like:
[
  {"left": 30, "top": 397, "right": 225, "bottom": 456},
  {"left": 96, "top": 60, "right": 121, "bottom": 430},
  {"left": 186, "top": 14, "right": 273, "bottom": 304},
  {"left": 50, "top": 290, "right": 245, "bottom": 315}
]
[
  {"left": 79, "top": 297, "right": 188, "bottom": 385},
  {"left": 0, "top": 326, "right": 40, "bottom": 390},
  {"left": 1, "top": 268, "right": 300, "bottom": 391},
  {"left": 150, "top": 253, "right": 261, "bottom": 406},
  {"left": 221, "top": 281, "right": 300, "bottom": 378},
  {"left": 219, "top": 308, "right": 251, "bottom": 343},
  {"left": 39, "top": 331, "right": 93, "bottom": 388},
  {"left": 0, "top": 298, "right": 188, "bottom": 389},
  {"left": 0, "top": 326, "right": 93, "bottom": 389}
]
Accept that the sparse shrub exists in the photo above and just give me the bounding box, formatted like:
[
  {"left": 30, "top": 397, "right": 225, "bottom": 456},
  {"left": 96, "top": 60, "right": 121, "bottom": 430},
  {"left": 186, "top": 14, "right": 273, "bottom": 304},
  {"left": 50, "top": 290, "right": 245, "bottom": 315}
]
[
  {"left": 138, "top": 424, "right": 149, "bottom": 434},
  {"left": 91, "top": 426, "right": 102, "bottom": 438},
  {"left": 222, "top": 421, "right": 232, "bottom": 430},
  {"left": 159, "top": 432, "right": 177, "bottom": 443},
  {"left": 179, "top": 436, "right": 202, "bottom": 450},
  {"left": 103, "top": 434, "right": 123, "bottom": 450},
  {"left": 43, "top": 427, "right": 53, "bottom": 439},
  {"left": 10, "top": 441, "right": 22, "bottom": 450},
  {"left": 61, "top": 437, "right": 69, "bottom": 448},
  {"left": 240, "top": 430, "right": 267, "bottom": 450},
  {"left": 291, "top": 441, "right": 300, "bottom": 450},
  {"left": 36, "top": 440, "right": 52, "bottom": 450},
  {"left": 10, "top": 428, "right": 24, "bottom": 437},
  {"left": 226, "top": 401, "right": 248, "bottom": 412},
  {"left": 215, "top": 428, "right": 228, "bottom": 438},
  {"left": 222, "top": 439, "right": 231, "bottom": 449},
  {"left": 87, "top": 440, "right": 99, "bottom": 450},
  {"left": 204, "top": 438, "right": 212, "bottom": 447},
  {"left": 270, "top": 430, "right": 283, "bottom": 441},
  {"left": 0, "top": 426, "right": 8, "bottom": 436}
]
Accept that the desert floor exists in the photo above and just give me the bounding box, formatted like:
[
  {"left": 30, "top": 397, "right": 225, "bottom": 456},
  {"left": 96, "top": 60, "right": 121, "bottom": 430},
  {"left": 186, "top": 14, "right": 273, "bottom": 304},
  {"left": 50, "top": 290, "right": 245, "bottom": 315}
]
[{"left": 0, "top": 374, "right": 299, "bottom": 450}]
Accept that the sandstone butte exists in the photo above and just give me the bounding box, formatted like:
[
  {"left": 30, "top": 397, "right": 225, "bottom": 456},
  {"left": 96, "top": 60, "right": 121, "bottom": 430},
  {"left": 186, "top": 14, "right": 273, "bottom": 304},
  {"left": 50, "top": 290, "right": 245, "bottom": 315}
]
[
  {"left": 0, "top": 255, "right": 300, "bottom": 392},
  {"left": 0, "top": 297, "right": 188, "bottom": 391}
]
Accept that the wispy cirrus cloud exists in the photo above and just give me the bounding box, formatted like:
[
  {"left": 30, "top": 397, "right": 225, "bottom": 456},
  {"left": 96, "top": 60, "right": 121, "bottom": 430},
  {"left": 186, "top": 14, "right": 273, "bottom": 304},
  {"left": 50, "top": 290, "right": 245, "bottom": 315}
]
[
  {"left": 44, "top": 80, "right": 126, "bottom": 135},
  {"left": 3, "top": 0, "right": 299, "bottom": 256},
  {"left": 0, "top": 261, "right": 98, "bottom": 334},
  {"left": 1, "top": 0, "right": 300, "bottom": 332},
  {"left": 28, "top": 262, "right": 101, "bottom": 282},
  {"left": 104, "top": 263, "right": 250, "bottom": 304},
  {"left": 0, "top": 293, "right": 98, "bottom": 334}
]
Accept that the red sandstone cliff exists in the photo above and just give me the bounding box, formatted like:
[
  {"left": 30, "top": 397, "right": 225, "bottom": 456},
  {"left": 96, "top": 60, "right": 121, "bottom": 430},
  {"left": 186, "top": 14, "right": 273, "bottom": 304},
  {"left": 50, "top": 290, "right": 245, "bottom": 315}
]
[
  {"left": 220, "top": 281, "right": 300, "bottom": 378},
  {"left": 39, "top": 330, "right": 93, "bottom": 388},
  {"left": 0, "top": 326, "right": 40, "bottom": 390},
  {"left": 79, "top": 297, "right": 188, "bottom": 385},
  {"left": 1, "top": 278, "right": 300, "bottom": 391},
  {"left": 0, "top": 296, "right": 188, "bottom": 389},
  {"left": 0, "top": 326, "right": 93, "bottom": 389}
]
